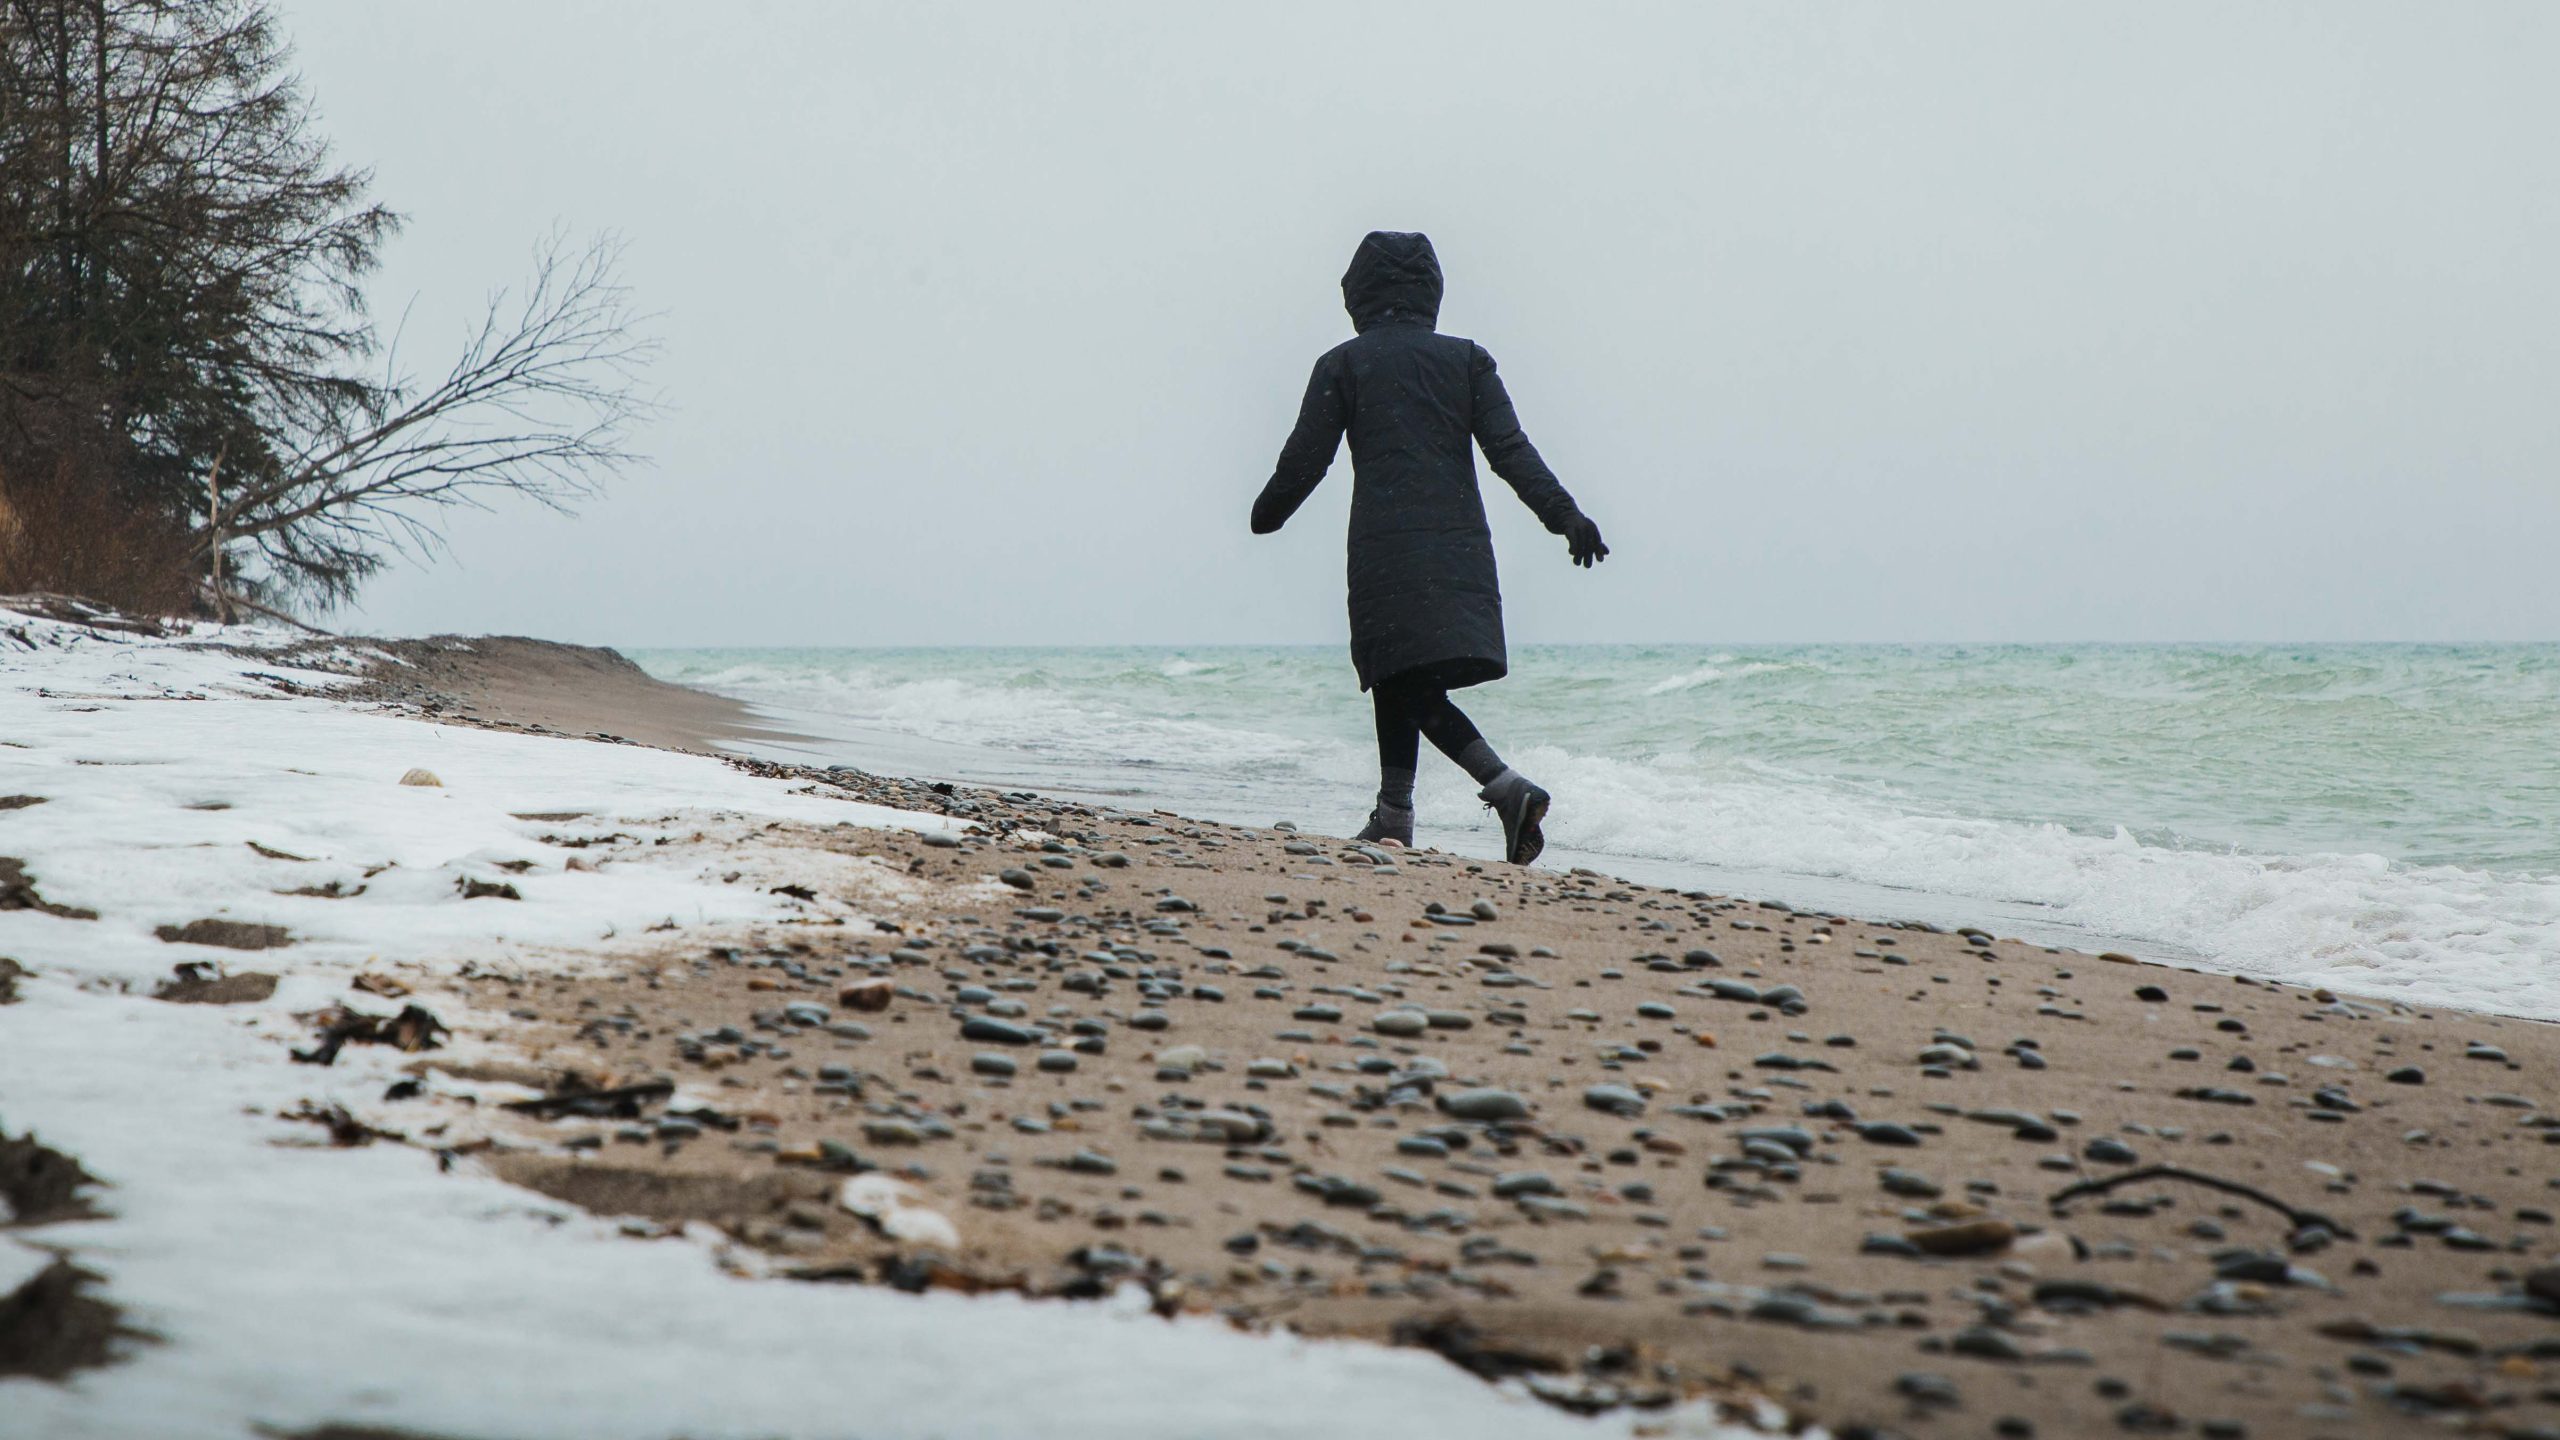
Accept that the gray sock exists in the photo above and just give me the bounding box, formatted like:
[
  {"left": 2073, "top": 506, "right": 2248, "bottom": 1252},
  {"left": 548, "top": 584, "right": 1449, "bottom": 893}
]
[
  {"left": 1455, "top": 740, "right": 1508, "bottom": 787},
  {"left": 1376, "top": 766, "right": 1416, "bottom": 815}
]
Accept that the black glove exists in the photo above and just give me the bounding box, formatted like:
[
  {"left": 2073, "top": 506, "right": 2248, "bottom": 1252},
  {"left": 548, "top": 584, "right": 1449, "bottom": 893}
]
[{"left": 1564, "top": 512, "right": 1609, "bottom": 568}]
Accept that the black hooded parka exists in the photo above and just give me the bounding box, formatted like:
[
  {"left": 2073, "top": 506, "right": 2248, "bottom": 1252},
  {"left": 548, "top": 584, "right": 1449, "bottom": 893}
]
[{"left": 1252, "top": 232, "right": 1584, "bottom": 692}]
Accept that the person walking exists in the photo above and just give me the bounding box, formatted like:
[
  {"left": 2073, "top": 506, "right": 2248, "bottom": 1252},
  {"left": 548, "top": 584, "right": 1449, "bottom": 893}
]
[{"left": 1251, "top": 230, "right": 1607, "bottom": 865}]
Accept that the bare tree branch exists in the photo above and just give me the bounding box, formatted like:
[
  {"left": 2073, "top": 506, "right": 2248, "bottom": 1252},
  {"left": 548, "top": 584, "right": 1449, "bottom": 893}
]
[{"left": 201, "top": 232, "right": 660, "bottom": 603}]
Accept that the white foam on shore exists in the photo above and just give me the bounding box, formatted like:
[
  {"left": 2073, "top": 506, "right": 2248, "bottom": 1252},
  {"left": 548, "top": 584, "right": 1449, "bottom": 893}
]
[
  {"left": 678, "top": 658, "right": 1328, "bottom": 776},
  {"left": 1521, "top": 745, "right": 2560, "bottom": 1016},
  {"left": 0, "top": 609, "right": 1754, "bottom": 1440}
]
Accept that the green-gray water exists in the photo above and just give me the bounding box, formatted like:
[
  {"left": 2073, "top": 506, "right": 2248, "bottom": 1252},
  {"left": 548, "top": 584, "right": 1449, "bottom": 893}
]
[{"left": 638, "top": 643, "right": 2560, "bottom": 1016}]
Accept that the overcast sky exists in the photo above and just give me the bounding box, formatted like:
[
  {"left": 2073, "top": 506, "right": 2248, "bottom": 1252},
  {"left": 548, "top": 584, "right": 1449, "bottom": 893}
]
[{"left": 288, "top": 2, "right": 2559, "bottom": 647}]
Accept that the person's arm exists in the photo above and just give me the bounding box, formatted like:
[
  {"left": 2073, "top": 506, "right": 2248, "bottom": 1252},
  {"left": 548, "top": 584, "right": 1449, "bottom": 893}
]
[
  {"left": 1251, "top": 352, "right": 1348, "bottom": 534},
  {"left": 1470, "top": 343, "right": 1606, "bottom": 565}
]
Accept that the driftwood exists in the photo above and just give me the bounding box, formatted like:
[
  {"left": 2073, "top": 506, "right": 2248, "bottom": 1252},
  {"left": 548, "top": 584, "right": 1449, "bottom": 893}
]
[
  {"left": 2048, "top": 1164, "right": 2354, "bottom": 1239},
  {"left": 199, "top": 582, "right": 334, "bottom": 636},
  {"left": 499, "top": 1080, "right": 675, "bottom": 1119}
]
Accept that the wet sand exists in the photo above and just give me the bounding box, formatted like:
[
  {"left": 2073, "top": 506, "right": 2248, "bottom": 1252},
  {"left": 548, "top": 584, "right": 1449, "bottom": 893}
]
[
  {"left": 341, "top": 632, "right": 809, "bottom": 754},
  {"left": 373, "top": 640, "right": 2560, "bottom": 1439}
]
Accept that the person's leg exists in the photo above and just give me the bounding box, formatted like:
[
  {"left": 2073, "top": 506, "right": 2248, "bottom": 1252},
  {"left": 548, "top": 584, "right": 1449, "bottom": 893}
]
[
  {"left": 1362, "top": 683, "right": 1421, "bottom": 844},
  {"left": 1410, "top": 685, "right": 1549, "bottom": 865},
  {"left": 1407, "top": 688, "right": 1497, "bottom": 778}
]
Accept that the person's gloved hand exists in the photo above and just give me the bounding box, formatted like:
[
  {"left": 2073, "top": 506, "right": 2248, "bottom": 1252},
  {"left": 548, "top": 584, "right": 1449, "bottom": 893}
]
[{"left": 1564, "top": 512, "right": 1609, "bottom": 568}]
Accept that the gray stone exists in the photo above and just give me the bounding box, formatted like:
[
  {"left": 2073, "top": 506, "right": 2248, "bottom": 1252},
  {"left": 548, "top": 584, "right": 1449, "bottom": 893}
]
[
  {"left": 961, "top": 1017, "right": 1042, "bottom": 1045},
  {"left": 1439, "top": 1087, "right": 1531, "bottom": 1121},
  {"left": 2083, "top": 1136, "right": 2139, "bottom": 1165},
  {"left": 1584, "top": 1083, "right": 1647, "bottom": 1117},
  {"left": 1493, "top": 1171, "right": 1561, "bottom": 1198}
]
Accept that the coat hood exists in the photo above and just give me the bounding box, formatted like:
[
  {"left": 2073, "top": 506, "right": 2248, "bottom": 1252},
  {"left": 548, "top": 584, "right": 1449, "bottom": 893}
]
[{"left": 1341, "top": 231, "right": 1442, "bottom": 332}]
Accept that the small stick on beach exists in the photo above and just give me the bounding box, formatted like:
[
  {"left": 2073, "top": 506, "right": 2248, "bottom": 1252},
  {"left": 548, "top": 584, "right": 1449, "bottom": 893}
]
[{"left": 2047, "top": 1163, "right": 2355, "bottom": 1239}]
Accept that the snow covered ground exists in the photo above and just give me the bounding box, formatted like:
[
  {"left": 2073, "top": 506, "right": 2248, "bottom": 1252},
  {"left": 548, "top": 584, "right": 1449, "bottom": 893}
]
[{"left": 0, "top": 609, "right": 1773, "bottom": 1440}]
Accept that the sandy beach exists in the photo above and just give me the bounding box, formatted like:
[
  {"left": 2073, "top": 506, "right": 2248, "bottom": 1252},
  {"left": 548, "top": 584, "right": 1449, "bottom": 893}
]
[{"left": 7, "top": 611, "right": 2559, "bottom": 1440}]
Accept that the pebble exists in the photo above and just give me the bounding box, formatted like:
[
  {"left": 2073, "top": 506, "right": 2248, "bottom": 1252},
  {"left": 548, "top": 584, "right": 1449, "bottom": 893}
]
[
  {"left": 970, "top": 1051, "right": 1018, "bottom": 1077},
  {"left": 1193, "top": 1110, "right": 1269, "bottom": 1144},
  {"left": 1966, "top": 1108, "right": 2046, "bottom": 1132},
  {"left": 1738, "top": 1125, "right": 1815, "bottom": 1155},
  {"left": 1299, "top": 1174, "right": 1381, "bottom": 1207},
  {"left": 1036, "top": 1050, "right": 1078, "bottom": 1073},
  {"left": 1372, "top": 1010, "right": 1428, "bottom": 1037},
  {"left": 1439, "top": 1088, "right": 1531, "bottom": 1121},
  {"left": 839, "top": 979, "right": 895, "bottom": 1011},
  {"left": 961, "top": 1017, "right": 1042, "bottom": 1045},
  {"left": 1584, "top": 1083, "right": 1647, "bottom": 1117},
  {"left": 1754, "top": 1052, "right": 1833, "bottom": 1072},
  {"left": 1895, "top": 1373, "right": 1961, "bottom": 1406}
]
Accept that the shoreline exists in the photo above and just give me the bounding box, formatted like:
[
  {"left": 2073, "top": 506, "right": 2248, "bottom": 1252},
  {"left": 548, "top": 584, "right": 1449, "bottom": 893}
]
[{"left": 6, "top": 613, "right": 2559, "bottom": 1439}]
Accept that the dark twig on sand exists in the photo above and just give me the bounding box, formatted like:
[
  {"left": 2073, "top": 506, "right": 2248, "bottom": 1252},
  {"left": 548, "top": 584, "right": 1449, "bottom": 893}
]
[
  {"left": 2048, "top": 1164, "right": 2354, "bottom": 1239},
  {"left": 499, "top": 1080, "right": 675, "bottom": 1119}
]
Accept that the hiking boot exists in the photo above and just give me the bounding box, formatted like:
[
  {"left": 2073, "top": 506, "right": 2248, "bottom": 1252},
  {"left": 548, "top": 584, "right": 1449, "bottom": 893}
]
[
  {"left": 1356, "top": 806, "right": 1413, "bottom": 847},
  {"left": 1478, "top": 773, "right": 1550, "bottom": 866}
]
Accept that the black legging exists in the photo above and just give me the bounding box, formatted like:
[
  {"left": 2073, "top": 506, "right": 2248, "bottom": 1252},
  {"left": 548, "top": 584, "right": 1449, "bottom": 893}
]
[{"left": 1372, "top": 676, "right": 1486, "bottom": 774}]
